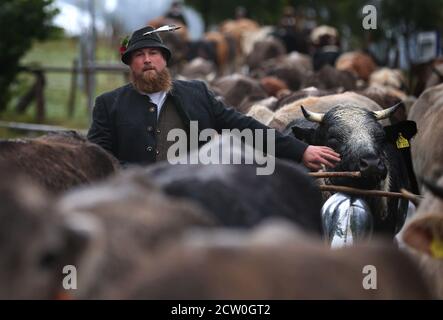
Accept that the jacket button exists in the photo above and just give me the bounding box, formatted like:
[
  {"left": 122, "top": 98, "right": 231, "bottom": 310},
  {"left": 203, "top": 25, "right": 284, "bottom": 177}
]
[
  {"left": 156, "top": 150, "right": 160, "bottom": 155},
  {"left": 156, "top": 129, "right": 161, "bottom": 134},
  {"left": 147, "top": 126, "right": 154, "bottom": 132},
  {"left": 149, "top": 106, "right": 156, "bottom": 112},
  {"left": 146, "top": 146, "right": 153, "bottom": 152}
]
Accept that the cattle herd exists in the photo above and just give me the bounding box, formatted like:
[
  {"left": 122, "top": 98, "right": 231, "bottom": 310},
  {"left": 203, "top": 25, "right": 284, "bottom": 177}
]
[{"left": 1, "top": 19, "right": 443, "bottom": 300}]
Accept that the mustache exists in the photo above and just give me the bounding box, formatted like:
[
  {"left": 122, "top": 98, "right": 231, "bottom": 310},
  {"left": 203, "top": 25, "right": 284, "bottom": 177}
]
[{"left": 142, "top": 65, "right": 156, "bottom": 72}]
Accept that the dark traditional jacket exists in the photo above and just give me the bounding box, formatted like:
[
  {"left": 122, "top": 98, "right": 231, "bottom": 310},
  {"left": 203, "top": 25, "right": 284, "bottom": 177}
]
[{"left": 87, "top": 80, "right": 308, "bottom": 165}]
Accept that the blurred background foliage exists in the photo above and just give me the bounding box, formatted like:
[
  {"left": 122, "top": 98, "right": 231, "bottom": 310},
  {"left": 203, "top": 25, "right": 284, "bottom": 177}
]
[{"left": 0, "top": 0, "right": 61, "bottom": 112}]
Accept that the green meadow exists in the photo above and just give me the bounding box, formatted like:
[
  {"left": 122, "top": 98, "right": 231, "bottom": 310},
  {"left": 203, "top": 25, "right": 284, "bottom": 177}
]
[{"left": 1, "top": 37, "right": 127, "bottom": 137}]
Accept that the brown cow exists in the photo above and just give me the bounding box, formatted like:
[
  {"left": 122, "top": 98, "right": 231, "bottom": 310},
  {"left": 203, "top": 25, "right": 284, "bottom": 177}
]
[
  {"left": 259, "top": 76, "right": 288, "bottom": 97},
  {"left": 248, "top": 52, "right": 311, "bottom": 92},
  {"left": 240, "top": 96, "right": 278, "bottom": 118},
  {"left": 285, "top": 51, "right": 313, "bottom": 74},
  {"left": 219, "top": 17, "right": 260, "bottom": 58},
  {"left": 336, "top": 51, "right": 377, "bottom": 82},
  {"left": 302, "top": 64, "right": 358, "bottom": 92},
  {"left": 125, "top": 220, "right": 432, "bottom": 299},
  {"left": 424, "top": 62, "right": 443, "bottom": 93},
  {"left": 400, "top": 175, "right": 443, "bottom": 298},
  {"left": 179, "top": 57, "right": 216, "bottom": 82},
  {"left": 360, "top": 84, "right": 408, "bottom": 123},
  {"left": 245, "top": 87, "right": 334, "bottom": 125},
  {"left": 408, "top": 83, "right": 443, "bottom": 192},
  {"left": 245, "top": 38, "right": 287, "bottom": 71},
  {"left": 411, "top": 58, "right": 443, "bottom": 96},
  {"left": 275, "top": 87, "right": 333, "bottom": 110},
  {"left": 0, "top": 166, "right": 101, "bottom": 299},
  {"left": 268, "top": 91, "right": 382, "bottom": 132},
  {"left": 0, "top": 131, "right": 119, "bottom": 193},
  {"left": 211, "top": 74, "right": 268, "bottom": 113},
  {"left": 369, "top": 68, "right": 407, "bottom": 91},
  {"left": 0, "top": 166, "right": 214, "bottom": 299},
  {"left": 203, "top": 31, "right": 237, "bottom": 74},
  {"left": 246, "top": 104, "right": 275, "bottom": 125},
  {"left": 56, "top": 169, "right": 215, "bottom": 299}
]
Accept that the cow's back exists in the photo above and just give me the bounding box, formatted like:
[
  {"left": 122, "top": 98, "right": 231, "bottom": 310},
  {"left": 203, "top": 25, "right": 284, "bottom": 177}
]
[{"left": 0, "top": 132, "right": 119, "bottom": 193}]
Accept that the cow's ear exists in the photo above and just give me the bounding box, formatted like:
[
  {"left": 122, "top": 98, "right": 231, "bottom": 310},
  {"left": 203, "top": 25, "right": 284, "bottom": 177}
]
[
  {"left": 384, "top": 120, "right": 417, "bottom": 144},
  {"left": 384, "top": 120, "right": 419, "bottom": 193},
  {"left": 402, "top": 213, "right": 443, "bottom": 259},
  {"left": 291, "top": 126, "right": 316, "bottom": 144}
]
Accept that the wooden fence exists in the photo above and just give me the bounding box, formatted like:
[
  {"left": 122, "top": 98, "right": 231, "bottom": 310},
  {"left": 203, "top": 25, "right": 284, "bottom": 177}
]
[
  {"left": 15, "top": 62, "right": 129, "bottom": 122},
  {"left": 0, "top": 120, "right": 87, "bottom": 135}
]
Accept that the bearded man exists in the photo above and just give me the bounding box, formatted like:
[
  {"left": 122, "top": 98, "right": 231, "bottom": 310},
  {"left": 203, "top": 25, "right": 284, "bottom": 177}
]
[{"left": 87, "top": 26, "right": 340, "bottom": 169}]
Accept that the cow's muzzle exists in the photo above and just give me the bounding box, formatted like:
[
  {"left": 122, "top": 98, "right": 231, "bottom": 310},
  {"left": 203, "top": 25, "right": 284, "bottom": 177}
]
[{"left": 359, "top": 156, "right": 387, "bottom": 180}]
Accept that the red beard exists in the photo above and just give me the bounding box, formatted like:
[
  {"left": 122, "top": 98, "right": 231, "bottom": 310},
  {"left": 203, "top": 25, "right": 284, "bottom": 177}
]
[{"left": 130, "top": 67, "right": 172, "bottom": 94}]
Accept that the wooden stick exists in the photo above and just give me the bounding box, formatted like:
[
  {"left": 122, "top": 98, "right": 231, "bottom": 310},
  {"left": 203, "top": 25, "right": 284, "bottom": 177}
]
[
  {"left": 319, "top": 185, "right": 422, "bottom": 201},
  {"left": 309, "top": 171, "right": 362, "bottom": 178},
  {"left": 400, "top": 188, "right": 422, "bottom": 206}
]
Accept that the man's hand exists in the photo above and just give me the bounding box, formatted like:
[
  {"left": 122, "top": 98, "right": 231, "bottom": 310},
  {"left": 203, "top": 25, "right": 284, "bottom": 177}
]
[{"left": 302, "top": 145, "right": 341, "bottom": 170}]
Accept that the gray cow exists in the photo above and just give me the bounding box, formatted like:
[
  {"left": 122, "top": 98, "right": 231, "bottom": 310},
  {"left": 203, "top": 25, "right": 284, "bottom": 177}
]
[
  {"left": 401, "top": 175, "right": 443, "bottom": 299},
  {"left": 287, "top": 104, "right": 417, "bottom": 237},
  {"left": 0, "top": 166, "right": 213, "bottom": 299},
  {"left": 0, "top": 131, "right": 119, "bottom": 194},
  {"left": 408, "top": 83, "right": 443, "bottom": 193},
  {"left": 125, "top": 220, "right": 432, "bottom": 299}
]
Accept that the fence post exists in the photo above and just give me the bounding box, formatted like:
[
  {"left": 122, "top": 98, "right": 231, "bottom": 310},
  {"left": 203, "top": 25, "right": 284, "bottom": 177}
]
[
  {"left": 67, "top": 59, "right": 78, "bottom": 118},
  {"left": 35, "top": 70, "right": 46, "bottom": 122},
  {"left": 15, "top": 67, "right": 37, "bottom": 114}
]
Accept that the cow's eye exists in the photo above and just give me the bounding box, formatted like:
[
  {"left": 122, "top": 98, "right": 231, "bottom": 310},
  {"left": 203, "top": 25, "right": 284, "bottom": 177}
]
[
  {"left": 374, "top": 133, "right": 386, "bottom": 143},
  {"left": 328, "top": 137, "right": 339, "bottom": 147}
]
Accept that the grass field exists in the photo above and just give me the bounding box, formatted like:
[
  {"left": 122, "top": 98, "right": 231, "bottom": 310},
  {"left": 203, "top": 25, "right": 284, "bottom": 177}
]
[{"left": 1, "top": 37, "right": 127, "bottom": 137}]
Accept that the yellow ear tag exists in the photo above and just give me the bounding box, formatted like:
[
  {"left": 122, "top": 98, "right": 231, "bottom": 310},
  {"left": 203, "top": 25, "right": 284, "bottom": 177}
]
[
  {"left": 430, "top": 238, "right": 443, "bottom": 259},
  {"left": 396, "top": 133, "right": 410, "bottom": 149}
]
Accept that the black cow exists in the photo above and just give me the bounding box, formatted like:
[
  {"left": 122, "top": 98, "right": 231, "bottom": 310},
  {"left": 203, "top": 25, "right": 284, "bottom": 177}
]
[
  {"left": 286, "top": 104, "right": 417, "bottom": 236},
  {"left": 142, "top": 136, "right": 324, "bottom": 235}
]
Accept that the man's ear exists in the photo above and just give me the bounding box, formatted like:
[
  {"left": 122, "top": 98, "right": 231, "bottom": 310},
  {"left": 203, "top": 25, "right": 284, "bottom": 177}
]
[
  {"left": 402, "top": 213, "right": 443, "bottom": 259},
  {"left": 285, "top": 118, "right": 318, "bottom": 144}
]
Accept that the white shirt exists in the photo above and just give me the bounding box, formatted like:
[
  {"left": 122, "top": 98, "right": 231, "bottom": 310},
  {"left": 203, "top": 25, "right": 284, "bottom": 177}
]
[{"left": 147, "top": 91, "right": 167, "bottom": 120}]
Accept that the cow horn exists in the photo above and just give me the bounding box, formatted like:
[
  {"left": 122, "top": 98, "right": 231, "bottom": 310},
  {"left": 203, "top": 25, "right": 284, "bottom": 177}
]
[
  {"left": 373, "top": 102, "right": 402, "bottom": 120},
  {"left": 422, "top": 178, "right": 443, "bottom": 200},
  {"left": 301, "top": 105, "right": 324, "bottom": 123}
]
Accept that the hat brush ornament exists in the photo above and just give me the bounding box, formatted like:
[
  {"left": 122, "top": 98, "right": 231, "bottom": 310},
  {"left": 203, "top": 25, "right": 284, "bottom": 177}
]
[{"left": 143, "top": 25, "right": 182, "bottom": 36}]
